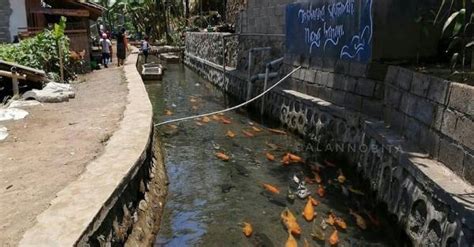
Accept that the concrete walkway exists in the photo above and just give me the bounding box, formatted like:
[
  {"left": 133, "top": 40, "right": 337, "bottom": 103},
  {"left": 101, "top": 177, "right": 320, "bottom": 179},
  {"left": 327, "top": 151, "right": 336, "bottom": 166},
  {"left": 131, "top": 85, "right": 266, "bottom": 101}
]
[
  {"left": 0, "top": 67, "right": 128, "bottom": 246},
  {"left": 19, "top": 50, "right": 154, "bottom": 246}
]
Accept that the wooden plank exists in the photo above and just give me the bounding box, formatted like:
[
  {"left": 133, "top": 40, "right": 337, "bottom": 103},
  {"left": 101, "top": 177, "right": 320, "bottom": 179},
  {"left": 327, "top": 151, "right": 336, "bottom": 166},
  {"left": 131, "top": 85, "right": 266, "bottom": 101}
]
[{"left": 30, "top": 7, "right": 90, "bottom": 17}]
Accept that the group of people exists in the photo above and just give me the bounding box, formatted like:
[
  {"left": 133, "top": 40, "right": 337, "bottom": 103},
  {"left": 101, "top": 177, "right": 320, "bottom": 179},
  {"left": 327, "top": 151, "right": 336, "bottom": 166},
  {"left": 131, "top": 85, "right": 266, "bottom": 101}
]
[
  {"left": 99, "top": 27, "right": 152, "bottom": 68},
  {"left": 99, "top": 28, "right": 130, "bottom": 68}
]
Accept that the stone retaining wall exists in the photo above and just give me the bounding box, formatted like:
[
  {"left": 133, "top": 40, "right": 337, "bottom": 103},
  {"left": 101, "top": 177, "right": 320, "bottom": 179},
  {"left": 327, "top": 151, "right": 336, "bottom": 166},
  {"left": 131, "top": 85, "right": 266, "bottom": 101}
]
[
  {"left": 19, "top": 50, "right": 167, "bottom": 246},
  {"left": 0, "top": 0, "right": 12, "bottom": 43},
  {"left": 385, "top": 67, "right": 474, "bottom": 184},
  {"left": 184, "top": 31, "right": 474, "bottom": 245}
]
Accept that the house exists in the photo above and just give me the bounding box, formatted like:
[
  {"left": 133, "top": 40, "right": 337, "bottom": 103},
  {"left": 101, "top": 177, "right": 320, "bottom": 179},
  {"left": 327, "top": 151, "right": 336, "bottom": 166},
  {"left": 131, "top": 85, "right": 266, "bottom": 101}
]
[{"left": 0, "top": 0, "right": 105, "bottom": 71}]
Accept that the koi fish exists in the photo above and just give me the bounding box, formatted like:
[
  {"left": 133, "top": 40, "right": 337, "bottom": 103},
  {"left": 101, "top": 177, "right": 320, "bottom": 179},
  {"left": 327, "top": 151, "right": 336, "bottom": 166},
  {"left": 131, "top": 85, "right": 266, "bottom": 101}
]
[
  {"left": 189, "top": 98, "right": 197, "bottom": 103},
  {"left": 169, "top": 124, "right": 178, "bottom": 129},
  {"left": 328, "top": 229, "right": 339, "bottom": 246},
  {"left": 282, "top": 153, "right": 291, "bottom": 165},
  {"left": 164, "top": 109, "right": 173, "bottom": 116},
  {"left": 242, "top": 130, "right": 255, "bottom": 137},
  {"left": 252, "top": 126, "right": 262, "bottom": 132},
  {"left": 309, "top": 196, "right": 319, "bottom": 206},
  {"left": 317, "top": 185, "right": 325, "bottom": 198},
  {"left": 288, "top": 153, "right": 303, "bottom": 163},
  {"left": 242, "top": 222, "right": 253, "bottom": 237},
  {"left": 337, "top": 169, "right": 346, "bottom": 184},
  {"left": 311, "top": 220, "right": 325, "bottom": 240},
  {"left": 348, "top": 186, "right": 365, "bottom": 196},
  {"left": 221, "top": 117, "right": 232, "bottom": 124},
  {"left": 334, "top": 216, "right": 347, "bottom": 230},
  {"left": 303, "top": 196, "right": 318, "bottom": 221},
  {"left": 215, "top": 152, "right": 230, "bottom": 161},
  {"left": 211, "top": 115, "right": 221, "bottom": 121},
  {"left": 282, "top": 153, "right": 303, "bottom": 165},
  {"left": 268, "top": 128, "right": 287, "bottom": 135},
  {"left": 281, "top": 208, "right": 302, "bottom": 235},
  {"left": 285, "top": 230, "right": 298, "bottom": 247},
  {"left": 192, "top": 105, "right": 199, "bottom": 110},
  {"left": 202, "top": 116, "right": 211, "bottom": 123},
  {"left": 324, "top": 160, "right": 337, "bottom": 167},
  {"left": 195, "top": 121, "right": 203, "bottom": 126},
  {"left": 262, "top": 183, "right": 280, "bottom": 194},
  {"left": 326, "top": 213, "right": 335, "bottom": 226},
  {"left": 226, "top": 130, "right": 236, "bottom": 138},
  {"left": 313, "top": 172, "right": 322, "bottom": 184},
  {"left": 349, "top": 209, "right": 367, "bottom": 230},
  {"left": 265, "top": 152, "right": 275, "bottom": 161}
]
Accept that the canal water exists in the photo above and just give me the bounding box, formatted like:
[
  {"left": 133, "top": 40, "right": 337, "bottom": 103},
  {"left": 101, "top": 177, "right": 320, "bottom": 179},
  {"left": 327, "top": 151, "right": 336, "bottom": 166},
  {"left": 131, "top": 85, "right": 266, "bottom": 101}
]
[{"left": 144, "top": 62, "right": 407, "bottom": 247}]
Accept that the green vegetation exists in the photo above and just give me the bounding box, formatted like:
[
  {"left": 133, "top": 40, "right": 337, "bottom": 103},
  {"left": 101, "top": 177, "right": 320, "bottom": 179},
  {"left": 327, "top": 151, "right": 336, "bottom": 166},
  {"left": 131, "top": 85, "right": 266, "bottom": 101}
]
[
  {"left": 0, "top": 17, "right": 75, "bottom": 81},
  {"left": 94, "top": 0, "right": 226, "bottom": 44},
  {"left": 435, "top": 0, "right": 473, "bottom": 72}
]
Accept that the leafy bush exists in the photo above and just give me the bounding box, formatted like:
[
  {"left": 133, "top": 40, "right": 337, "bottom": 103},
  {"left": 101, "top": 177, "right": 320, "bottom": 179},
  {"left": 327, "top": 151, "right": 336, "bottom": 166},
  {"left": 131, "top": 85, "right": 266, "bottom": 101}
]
[{"left": 0, "top": 17, "right": 75, "bottom": 82}]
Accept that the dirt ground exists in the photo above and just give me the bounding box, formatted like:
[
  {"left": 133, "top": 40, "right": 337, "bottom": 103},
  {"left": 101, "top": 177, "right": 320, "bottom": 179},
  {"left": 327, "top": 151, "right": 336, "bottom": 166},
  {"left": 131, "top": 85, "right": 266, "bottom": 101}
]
[{"left": 0, "top": 67, "right": 128, "bottom": 246}]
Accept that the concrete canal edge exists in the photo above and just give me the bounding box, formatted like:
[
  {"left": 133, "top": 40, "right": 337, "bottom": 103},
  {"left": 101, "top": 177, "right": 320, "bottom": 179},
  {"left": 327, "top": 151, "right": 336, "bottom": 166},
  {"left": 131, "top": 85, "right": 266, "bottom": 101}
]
[{"left": 20, "top": 50, "right": 168, "bottom": 246}]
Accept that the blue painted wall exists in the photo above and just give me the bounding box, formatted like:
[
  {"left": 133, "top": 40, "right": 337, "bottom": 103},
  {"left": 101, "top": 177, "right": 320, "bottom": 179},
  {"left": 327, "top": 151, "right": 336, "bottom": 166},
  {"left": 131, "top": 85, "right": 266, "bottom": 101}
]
[{"left": 286, "top": 0, "right": 373, "bottom": 63}]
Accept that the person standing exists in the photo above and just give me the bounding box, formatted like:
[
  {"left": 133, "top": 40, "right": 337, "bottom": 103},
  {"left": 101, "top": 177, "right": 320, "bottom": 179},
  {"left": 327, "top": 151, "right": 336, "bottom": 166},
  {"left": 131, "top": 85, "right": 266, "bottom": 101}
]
[
  {"left": 116, "top": 28, "right": 128, "bottom": 66},
  {"left": 99, "top": 33, "right": 112, "bottom": 68},
  {"left": 141, "top": 35, "right": 150, "bottom": 63}
]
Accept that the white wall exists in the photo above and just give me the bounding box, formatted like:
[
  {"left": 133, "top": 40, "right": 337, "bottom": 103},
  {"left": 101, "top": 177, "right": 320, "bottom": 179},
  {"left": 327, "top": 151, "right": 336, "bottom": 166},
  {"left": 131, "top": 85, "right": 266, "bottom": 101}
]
[{"left": 9, "top": 0, "right": 27, "bottom": 41}]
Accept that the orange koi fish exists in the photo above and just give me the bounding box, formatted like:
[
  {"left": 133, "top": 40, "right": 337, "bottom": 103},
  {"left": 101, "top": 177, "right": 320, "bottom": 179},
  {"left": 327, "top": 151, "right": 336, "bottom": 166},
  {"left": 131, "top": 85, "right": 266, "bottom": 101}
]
[
  {"left": 202, "top": 116, "right": 211, "bottom": 123},
  {"left": 334, "top": 216, "right": 347, "bottom": 230},
  {"left": 164, "top": 109, "right": 173, "bottom": 116},
  {"left": 281, "top": 208, "right": 302, "bottom": 235},
  {"left": 326, "top": 213, "right": 335, "bottom": 226},
  {"left": 242, "top": 222, "right": 253, "bottom": 237},
  {"left": 349, "top": 209, "right": 367, "bottom": 230},
  {"left": 282, "top": 153, "right": 291, "bottom": 165},
  {"left": 313, "top": 172, "right": 322, "bottom": 184},
  {"left": 288, "top": 153, "right": 303, "bottom": 163},
  {"left": 303, "top": 196, "right": 318, "bottom": 221},
  {"left": 215, "top": 152, "right": 230, "bottom": 161},
  {"left": 252, "top": 126, "right": 262, "bottom": 132},
  {"left": 328, "top": 229, "right": 339, "bottom": 246},
  {"left": 221, "top": 117, "right": 232, "bottom": 124},
  {"left": 211, "top": 115, "right": 221, "bottom": 121},
  {"left": 317, "top": 185, "right": 325, "bottom": 198},
  {"left": 285, "top": 230, "right": 298, "bottom": 247},
  {"left": 268, "top": 128, "right": 287, "bottom": 135},
  {"left": 226, "top": 130, "right": 236, "bottom": 138},
  {"left": 265, "top": 152, "right": 275, "bottom": 161},
  {"left": 195, "top": 121, "right": 203, "bottom": 126},
  {"left": 242, "top": 130, "right": 255, "bottom": 137},
  {"left": 262, "top": 183, "right": 280, "bottom": 194}
]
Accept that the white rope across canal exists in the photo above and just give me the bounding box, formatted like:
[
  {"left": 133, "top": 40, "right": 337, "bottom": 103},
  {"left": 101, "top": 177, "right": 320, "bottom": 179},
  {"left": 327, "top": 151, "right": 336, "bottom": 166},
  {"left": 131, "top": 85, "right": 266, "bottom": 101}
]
[{"left": 154, "top": 66, "right": 302, "bottom": 126}]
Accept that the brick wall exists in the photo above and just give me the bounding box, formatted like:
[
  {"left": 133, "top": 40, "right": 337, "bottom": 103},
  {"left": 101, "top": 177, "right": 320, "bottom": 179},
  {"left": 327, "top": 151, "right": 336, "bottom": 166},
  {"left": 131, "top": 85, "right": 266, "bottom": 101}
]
[
  {"left": 385, "top": 66, "right": 474, "bottom": 183},
  {"left": 0, "top": 0, "right": 12, "bottom": 43}
]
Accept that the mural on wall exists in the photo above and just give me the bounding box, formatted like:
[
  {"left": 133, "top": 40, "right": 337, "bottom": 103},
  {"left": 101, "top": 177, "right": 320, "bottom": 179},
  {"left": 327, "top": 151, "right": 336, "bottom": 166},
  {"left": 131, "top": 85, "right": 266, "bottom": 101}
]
[{"left": 286, "top": 0, "right": 373, "bottom": 63}]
